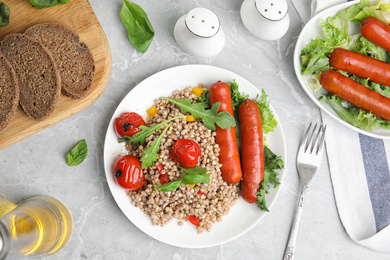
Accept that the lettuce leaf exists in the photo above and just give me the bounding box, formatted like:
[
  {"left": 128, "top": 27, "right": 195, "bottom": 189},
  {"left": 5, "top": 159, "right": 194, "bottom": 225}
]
[
  {"left": 336, "top": 0, "right": 371, "bottom": 23},
  {"left": 352, "top": 36, "right": 389, "bottom": 62},
  {"left": 300, "top": 16, "right": 352, "bottom": 76},
  {"left": 229, "top": 81, "right": 277, "bottom": 138},
  {"left": 319, "top": 94, "right": 390, "bottom": 131},
  {"left": 337, "top": 0, "right": 390, "bottom": 24},
  {"left": 254, "top": 89, "right": 277, "bottom": 135},
  {"left": 255, "top": 146, "right": 284, "bottom": 211}
]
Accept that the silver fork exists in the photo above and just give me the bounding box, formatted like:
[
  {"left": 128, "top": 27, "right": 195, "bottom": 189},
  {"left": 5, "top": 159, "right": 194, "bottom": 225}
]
[{"left": 283, "top": 122, "right": 327, "bottom": 260}]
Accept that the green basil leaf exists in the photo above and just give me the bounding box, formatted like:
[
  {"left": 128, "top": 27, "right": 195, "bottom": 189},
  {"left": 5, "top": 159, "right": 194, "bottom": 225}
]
[
  {"left": 66, "top": 139, "right": 88, "bottom": 166},
  {"left": 0, "top": 2, "right": 9, "bottom": 27},
  {"left": 154, "top": 180, "right": 182, "bottom": 192},
  {"left": 29, "top": 0, "right": 72, "bottom": 9},
  {"left": 180, "top": 166, "right": 210, "bottom": 185},
  {"left": 179, "top": 166, "right": 207, "bottom": 175},
  {"left": 120, "top": 0, "right": 154, "bottom": 53},
  {"left": 140, "top": 123, "right": 171, "bottom": 169}
]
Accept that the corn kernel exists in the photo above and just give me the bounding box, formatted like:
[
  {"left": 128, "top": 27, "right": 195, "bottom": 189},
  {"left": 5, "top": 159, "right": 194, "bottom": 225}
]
[
  {"left": 192, "top": 87, "right": 204, "bottom": 98},
  {"left": 147, "top": 105, "right": 157, "bottom": 118},
  {"left": 188, "top": 184, "right": 195, "bottom": 188},
  {"left": 186, "top": 115, "right": 196, "bottom": 122}
]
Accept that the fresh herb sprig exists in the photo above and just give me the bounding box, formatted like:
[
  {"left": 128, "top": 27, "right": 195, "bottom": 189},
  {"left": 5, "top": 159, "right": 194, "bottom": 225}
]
[
  {"left": 160, "top": 97, "right": 236, "bottom": 131},
  {"left": 66, "top": 139, "right": 88, "bottom": 166},
  {"left": 255, "top": 146, "right": 284, "bottom": 211},
  {"left": 0, "top": 2, "right": 9, "bottom": 27},
  {"left": 141, "top": 123, "right": 171, "bottom": 169},
  {"left": 124, "top": 116, "right": 185, "bottom": 146},
  {"left": 29, "top": 0, "right": 71, "bottom": 9},
  {"left": 154, "top": 166, "right": 210, "bottom": 192}
]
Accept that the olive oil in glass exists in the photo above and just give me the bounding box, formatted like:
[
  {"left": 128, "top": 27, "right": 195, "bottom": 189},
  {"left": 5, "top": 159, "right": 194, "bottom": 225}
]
[{"left": 0, "top": 196, "right": 72, "bottom": 259}]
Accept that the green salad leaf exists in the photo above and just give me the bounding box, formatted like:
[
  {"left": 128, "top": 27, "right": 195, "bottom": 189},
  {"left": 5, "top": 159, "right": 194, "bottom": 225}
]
[
  {"left": 140, "top": 123, "right": 171, "bottom": 169},
  {"left": 179, "top": 166, "right": 209, "bottom": 185},
  {"left": 161, "top": 97, "right": 236, "bottom": 131},
  {"left": 154, "top": 180, "right": 182, "bottom": 192},
  {"left": 319, "top": 94, "right": 390, "bottom": 131},
  {"left": 300, "top": 16, "right": 352, "bottom": 76},
  {"left": 337, "top": 0, "right": 390, "bottom": 24},
  {"left": 254, "top": 89, "right": 277, "bottom": 135},
  {"left": 197, "top": 90, "right": 210, "bottom": 108},
  {"left": 255, "top": 146, "right": 284, "bottom": 211},
  {"left": 66, "top": 139, "right": 88, "bottom": 166},
  {"left": 230, "top": 80, "right": 249, "bottom": 109},
  {"left": 229, "top": 80, "right": 249, "bottom": 149},
  {"left": 0, "top": 2, "right": 9, "bottom": 27},
  {"left": 353, "top": 35, "right": 389, "bottom": 62},
  {"left": 154, "top": 166, "right": 210, "bottom": 192},
  {"left": 29, "top": 0, "right": 71, "bottom": 9},
  {"left": 120, "top": 0, "right": 154, "bottom": 53},
  {"left": 230, "top": 81, "right": 277, "bottom": 137}
]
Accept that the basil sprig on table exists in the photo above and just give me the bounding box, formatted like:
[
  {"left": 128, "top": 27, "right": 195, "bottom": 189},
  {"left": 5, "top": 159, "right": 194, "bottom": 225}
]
[
  {"left": 155, "top": 166, "right": 210, "bottom": 192},
  {"left": 66, "top": 139, "right": 88, "bottom": 166},
  {"left": 0, "top": 2, "right": 9, "bottom": 27},
  {"left": 29, "top": 0, "right": 72, "bottom": 9},
  {"left": 120, "top": 0, "right": 154, "bottom": 53}
]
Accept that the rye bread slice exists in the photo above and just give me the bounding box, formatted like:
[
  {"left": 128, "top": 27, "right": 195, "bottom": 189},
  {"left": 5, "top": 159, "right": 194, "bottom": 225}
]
[
  {"left": 25, "top": 23, "right": 95, "bottom": 99},
  {"left": 0, "top": 33, "right": 61, "bottom": 121},
  {"left": 0, "top": 52, "right": 19, "bottom": 132}
]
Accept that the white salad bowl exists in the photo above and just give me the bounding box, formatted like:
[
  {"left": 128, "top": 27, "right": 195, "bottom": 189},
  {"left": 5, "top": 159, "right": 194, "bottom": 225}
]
[{"left": 293, "top": 1, "right": 390, "bottom": 139}]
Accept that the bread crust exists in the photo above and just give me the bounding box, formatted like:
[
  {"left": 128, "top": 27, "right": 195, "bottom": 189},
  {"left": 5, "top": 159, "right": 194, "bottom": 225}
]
[
  {"left": 0, "top": 52, "right": 19, "bottom": 132},
  {"left": 25, "top": 22, "right": 95, "bottom": 99},
  {"left": 0, "top": 33, "right": 61, "bottom": 121}
]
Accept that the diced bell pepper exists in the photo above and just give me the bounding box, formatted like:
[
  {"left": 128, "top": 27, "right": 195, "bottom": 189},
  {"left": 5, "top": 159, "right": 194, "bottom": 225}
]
[{"left": 147, "top": 105, "right": 157, "bottom": 118}]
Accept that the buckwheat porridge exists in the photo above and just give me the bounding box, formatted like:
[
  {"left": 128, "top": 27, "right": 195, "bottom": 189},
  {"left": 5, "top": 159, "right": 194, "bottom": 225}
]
[{"left": 125, "top": 84, "right": 240, "bottom": 233}]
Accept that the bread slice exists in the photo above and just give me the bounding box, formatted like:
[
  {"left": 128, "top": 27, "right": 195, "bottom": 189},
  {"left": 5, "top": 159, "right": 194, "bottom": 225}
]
[
  {"left": 0, "top": 52, "right": 19, "bottom": 132},
  {"left": 25, "top": 23, "right": 95, "bottom": 99},
  {"left": 1, "top": 33, "right": 61, "bottom": 121}
]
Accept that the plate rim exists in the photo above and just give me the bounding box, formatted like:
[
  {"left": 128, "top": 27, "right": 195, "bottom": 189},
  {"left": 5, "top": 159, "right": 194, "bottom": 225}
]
[
  {"left": 103, "top": 64, "right": 287, "bottom": 248},
  {"left": 293, "top": 1, "right": 390, "bottom": 139}
]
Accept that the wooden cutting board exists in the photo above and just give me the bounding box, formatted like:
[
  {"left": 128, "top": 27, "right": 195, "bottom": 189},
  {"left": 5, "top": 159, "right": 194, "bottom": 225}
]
[{"left": 0, "top": 0, "right": 111, "bottom": 150}]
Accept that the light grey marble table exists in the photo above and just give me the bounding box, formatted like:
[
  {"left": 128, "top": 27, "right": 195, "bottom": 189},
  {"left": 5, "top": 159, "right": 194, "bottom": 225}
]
[{"left": 1, "top": 0, "right": 390, "bottom": 259}]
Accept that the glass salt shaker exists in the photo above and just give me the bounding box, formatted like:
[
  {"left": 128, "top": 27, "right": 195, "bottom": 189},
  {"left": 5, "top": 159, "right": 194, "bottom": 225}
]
[
  {"left": 240, "top": 0, "right": 290, "bottom": 41},
  {"left": 174, "top": 7, "right": 225, "bottom": 58}
]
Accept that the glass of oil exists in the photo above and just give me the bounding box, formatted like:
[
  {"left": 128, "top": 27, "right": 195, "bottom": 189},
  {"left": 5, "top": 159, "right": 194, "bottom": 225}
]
[{"left": 0, "top": 196, "right": 72, "bottom": 259}]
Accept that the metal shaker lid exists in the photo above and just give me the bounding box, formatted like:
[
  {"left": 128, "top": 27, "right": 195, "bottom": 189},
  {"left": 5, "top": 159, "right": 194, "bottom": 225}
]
[
  {"left": 255, "top": 0, "right": 288, "bottom": 21},
  {"left": 185, "top": 7, "right": 220, "bottom": 38}
]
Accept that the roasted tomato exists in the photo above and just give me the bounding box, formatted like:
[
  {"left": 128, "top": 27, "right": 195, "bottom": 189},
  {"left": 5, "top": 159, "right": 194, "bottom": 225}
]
[
  {"left": 113, "top": 155, "right": 146, "bottom": 191},
  {"left": 114, "top": 112, "right": 145, "bottom": 138},
  {"left": 170, "top": 139, "right": 201, "bottom": 168}
]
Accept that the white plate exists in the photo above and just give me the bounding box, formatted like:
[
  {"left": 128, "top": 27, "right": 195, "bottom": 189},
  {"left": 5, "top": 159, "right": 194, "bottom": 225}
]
[
  {"left": 293, "top": 2, "right": 390, "bottom": 139},
  {"left": 103, "top": 64, "right": 286, "bottom": 248}
]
